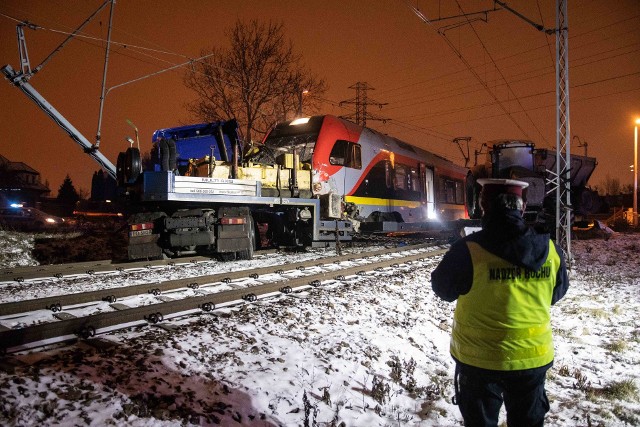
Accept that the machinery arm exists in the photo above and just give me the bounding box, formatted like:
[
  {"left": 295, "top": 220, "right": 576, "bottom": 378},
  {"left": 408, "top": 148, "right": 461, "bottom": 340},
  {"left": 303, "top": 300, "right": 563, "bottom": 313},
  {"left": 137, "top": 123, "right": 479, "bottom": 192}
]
[{"left": 2, "top": 64, "right": 117, "bottom": 179}]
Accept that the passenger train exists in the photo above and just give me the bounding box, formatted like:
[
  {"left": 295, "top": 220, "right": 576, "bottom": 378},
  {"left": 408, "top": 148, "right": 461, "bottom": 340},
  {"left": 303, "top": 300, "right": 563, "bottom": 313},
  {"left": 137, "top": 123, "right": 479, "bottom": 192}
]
[{"left": 251, "top": 115, "right": 469, "bottom": 228}]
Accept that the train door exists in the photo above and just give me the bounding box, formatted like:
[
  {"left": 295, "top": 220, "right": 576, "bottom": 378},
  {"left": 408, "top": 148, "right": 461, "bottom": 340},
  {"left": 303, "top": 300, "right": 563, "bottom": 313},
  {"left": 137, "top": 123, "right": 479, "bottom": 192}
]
[
  {"left": 330, "top": 139, "right": 362, "bottom": 207},
  {"left": 420, "top": 164, "right": 436, "bottom": 220}
]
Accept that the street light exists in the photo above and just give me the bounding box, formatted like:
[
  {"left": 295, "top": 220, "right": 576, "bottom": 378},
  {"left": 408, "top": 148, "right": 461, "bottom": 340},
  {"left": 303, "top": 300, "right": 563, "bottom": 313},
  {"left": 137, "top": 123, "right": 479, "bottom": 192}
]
[
  {"left": 635, "top": 118, "right": 640, "bottom": 226},
  {"left": 297, "top": 89, "right": 309, "bottom": 118}
]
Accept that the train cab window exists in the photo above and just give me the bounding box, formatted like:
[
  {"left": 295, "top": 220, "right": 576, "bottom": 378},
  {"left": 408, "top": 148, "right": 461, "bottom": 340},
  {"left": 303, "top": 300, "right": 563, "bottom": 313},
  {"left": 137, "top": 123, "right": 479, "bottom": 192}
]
[{"left": 329, "top": 140, "right": 362, "bottom": 169}]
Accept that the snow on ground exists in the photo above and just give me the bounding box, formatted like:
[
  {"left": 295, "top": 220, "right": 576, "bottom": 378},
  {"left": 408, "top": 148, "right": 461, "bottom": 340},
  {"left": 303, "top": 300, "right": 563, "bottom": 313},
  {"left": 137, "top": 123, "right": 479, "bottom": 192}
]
[{"left": 0, "top": 230, "right": 638, "bottom": 426}]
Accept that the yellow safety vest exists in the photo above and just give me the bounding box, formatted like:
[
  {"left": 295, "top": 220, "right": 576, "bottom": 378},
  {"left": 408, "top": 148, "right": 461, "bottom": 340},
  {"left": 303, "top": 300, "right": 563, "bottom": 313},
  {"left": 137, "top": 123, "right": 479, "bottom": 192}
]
[{"left": 450, "top": 240, "right": 559, "bottom": 371}]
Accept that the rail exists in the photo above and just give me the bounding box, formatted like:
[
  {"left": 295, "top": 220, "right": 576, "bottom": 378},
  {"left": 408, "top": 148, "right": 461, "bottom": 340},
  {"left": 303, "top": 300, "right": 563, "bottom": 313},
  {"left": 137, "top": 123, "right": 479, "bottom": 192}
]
[{"left": 0, "top": 244, "right": 447, "bottom": 353}]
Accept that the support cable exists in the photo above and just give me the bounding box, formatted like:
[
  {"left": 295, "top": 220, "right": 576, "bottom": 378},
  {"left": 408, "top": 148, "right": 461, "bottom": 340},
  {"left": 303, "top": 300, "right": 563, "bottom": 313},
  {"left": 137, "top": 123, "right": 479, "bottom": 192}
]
[
  {"left": 405, "top": 1, "right": 535, "bottom": 142},
  {"left": 95, "top": 0, "right": 116, "bottom": 149},
  {"left": 453, "top": 0, "right": 550, "bottom": 145},
  {"left": 34, "top": 0, "right": 111, "bottom": 76}
]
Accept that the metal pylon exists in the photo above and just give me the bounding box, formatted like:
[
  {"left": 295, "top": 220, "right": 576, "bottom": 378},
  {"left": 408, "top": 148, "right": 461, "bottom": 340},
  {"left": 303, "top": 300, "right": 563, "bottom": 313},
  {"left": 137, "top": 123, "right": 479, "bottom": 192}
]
[
  {"left": 339, "top": 82, "right": 388, "bottom": 127},
  {"left": 555, "top": 0, "right": 572, "bottom": 265}
]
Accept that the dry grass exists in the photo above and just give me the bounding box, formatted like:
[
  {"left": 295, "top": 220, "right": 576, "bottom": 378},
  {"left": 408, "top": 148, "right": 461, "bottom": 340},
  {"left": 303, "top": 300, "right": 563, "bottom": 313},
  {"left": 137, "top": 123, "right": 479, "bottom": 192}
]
[
  {"left": 0, "top": 220, "right": 128, "bottom": 266},
  {"left": 604, "top": 340, "right": 628, "bottom": 353},
  {"left": 600, "top": 379, "right": 638, "bottom": 401}
]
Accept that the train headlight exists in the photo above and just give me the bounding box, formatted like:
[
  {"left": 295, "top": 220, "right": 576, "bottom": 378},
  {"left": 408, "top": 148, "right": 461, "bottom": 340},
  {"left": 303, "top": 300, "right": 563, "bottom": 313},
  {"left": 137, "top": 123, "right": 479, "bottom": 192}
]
[
  {"left": 290, "top": 118, "right": 310, "bottom": 126},
  {"left": 299, "top": 208, "right": 312, "bottom": 220}
]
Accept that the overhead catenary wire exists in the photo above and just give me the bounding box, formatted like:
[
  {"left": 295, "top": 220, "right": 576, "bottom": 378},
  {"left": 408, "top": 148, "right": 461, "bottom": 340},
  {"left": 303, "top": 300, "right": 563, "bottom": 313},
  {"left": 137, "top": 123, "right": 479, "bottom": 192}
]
[
  {"left": 417, "top": 84, "right": 640, "bottom": 131},
  {"left": 369, "top": 0, "right": 620, "bottom": 86},
  {"left": 374, "top": 78, "right": 640, "bottom": 168},
  {"left": 385, "top": 1, "right": 637, "bottom": 150},
  {"left": 401, "top": 3, "right": 528, "bottom": 131},
  {"left": 394, "top": 49, "right": 640, "bottom": 122},
  {"left": 1, "top": 2, "right": 637, "bottom": 157},
  {"left": 376, "top": 5, "right": 638, "bottom": 106},
  {"left": 0, "top": 12, "right": 194, "bottom": 61},
  {"left": 379, "top": 21, "right": 640, "bottom": 108},
  {"left": 0, "top": 10, "right": 303, "bottom": 134},
  {"left": 4, "top": 4, "right": 635, "bottom": 114},
  {"left": 400, "top": 71, "right": 640, "bottom": 132},
  {"left": 535, "top": 0, "right": 556, "bottom": 69}
]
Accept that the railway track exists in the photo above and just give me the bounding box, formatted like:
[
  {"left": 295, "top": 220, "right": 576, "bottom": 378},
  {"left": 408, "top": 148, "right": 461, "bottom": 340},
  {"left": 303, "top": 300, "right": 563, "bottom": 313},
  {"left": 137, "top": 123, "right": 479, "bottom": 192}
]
[
  {"left": 0, "top": 243, "right": 447, "bottom": 354},
  {"left": 0, "top": 252, "right": 267, "bottom": 284},
  {"left": 0, "top": 234, "right": 437, "bottom": 283}
]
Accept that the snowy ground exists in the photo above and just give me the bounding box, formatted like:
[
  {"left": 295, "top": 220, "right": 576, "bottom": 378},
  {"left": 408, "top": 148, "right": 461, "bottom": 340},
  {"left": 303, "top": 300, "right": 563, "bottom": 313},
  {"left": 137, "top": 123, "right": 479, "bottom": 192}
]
[{"left": 0, "top": 230, "right": 638, "bottom": 426}]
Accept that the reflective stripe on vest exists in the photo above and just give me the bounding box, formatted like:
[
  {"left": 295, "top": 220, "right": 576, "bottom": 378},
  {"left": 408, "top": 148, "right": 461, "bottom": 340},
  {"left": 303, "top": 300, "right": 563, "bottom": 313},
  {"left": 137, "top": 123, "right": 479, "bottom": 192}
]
[{"left": 450, "top": 240, "right": 559, "bottom": 371}]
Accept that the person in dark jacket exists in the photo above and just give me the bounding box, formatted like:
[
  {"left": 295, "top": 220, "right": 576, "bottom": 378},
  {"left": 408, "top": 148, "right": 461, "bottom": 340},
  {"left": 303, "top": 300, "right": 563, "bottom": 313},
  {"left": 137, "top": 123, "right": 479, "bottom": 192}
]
[{"left": 431, "top": 178, "right": 569, "bottom": 427}]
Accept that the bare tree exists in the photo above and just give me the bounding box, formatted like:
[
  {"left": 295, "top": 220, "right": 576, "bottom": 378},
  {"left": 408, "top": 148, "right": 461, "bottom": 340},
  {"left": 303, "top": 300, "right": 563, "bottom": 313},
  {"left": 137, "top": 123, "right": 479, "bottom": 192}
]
[
  {"left": 184, "top": 20, "right": 327, "bottom": 145},
  {"left": 621, "top": 184, "right": 634, "bottom": 195},
  {"left": 602, "top": 174, "right": 621, "bottom": 195}
]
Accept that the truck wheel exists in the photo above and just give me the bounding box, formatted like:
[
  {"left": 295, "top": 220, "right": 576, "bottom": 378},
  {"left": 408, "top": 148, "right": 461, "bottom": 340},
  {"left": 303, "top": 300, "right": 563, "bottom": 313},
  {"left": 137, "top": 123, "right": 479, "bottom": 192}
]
[
  {"left": 124, "top": 147, "right": 141, "bottom": 184},
  {"left": 217, "top": 252, "right": 237, "bottom": 261},
  {"left": 236, "top": 216, "right": 255, "bottom": 260}
]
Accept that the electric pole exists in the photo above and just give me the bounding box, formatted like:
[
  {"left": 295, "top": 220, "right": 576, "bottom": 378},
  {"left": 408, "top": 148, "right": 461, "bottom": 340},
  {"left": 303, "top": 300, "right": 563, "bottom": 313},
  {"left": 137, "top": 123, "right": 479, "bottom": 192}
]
[
  {"left": 494, "top": 0, "right": 573, "bottom": 264},
  {"left": 555, "top": 0, "right": 572, "bottom": 265}
]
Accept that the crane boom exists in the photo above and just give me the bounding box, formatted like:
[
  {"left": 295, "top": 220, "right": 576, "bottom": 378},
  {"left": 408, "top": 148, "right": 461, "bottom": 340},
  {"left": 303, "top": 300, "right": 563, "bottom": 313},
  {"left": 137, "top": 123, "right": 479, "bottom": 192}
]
[{"left": 1, "top": 64, "right": 117, "bottom": 179}]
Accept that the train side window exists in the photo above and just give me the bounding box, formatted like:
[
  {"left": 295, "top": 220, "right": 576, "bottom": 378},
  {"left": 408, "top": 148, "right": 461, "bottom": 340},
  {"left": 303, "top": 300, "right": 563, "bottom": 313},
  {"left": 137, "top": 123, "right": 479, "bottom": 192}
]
[
  {"left": 350, "top": 144, "right": 362, "bottom": 169},
  {"left": 410, "top": 168, "right": 421, "bottom": 192},
  {"left": 394, "top": 165, "right": 407, "bottom": 190},
  {"left": 385, "top": 161, "right": 392, "bottom": 188},
  {"left": 439, "top": 177, "right": 465, "bottom": 205},
  {"left": 455, "top": 180, "right": 464, "bottom": 204},
  {"left": 329, "top": 140, "right": 361, "bottom": 169}
]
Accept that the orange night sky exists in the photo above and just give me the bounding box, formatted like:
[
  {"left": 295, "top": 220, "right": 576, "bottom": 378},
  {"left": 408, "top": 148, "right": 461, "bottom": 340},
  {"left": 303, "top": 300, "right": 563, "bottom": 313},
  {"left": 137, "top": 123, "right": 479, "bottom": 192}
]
[{"left": 1, "top": 0, "right": 638, "bottom": 196}]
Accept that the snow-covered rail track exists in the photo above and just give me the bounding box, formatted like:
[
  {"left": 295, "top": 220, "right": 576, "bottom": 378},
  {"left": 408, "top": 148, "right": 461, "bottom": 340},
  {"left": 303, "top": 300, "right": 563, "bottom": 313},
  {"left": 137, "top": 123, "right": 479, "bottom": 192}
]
[
  {"left": 0, "top": 236, "right": 445, "bottom": 283},
  {"left": 0, "top": 252, "right": 278, "bottom": 283},
  {"left": 0, "top": 244, "right": 446, "bottom": 354}
]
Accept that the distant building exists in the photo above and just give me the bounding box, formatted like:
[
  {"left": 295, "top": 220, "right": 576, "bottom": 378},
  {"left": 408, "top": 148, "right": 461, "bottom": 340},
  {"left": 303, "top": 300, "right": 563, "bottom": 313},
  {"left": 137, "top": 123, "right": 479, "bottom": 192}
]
[{"left": 0, "top": 154, "right": 51, "bottom": 207}]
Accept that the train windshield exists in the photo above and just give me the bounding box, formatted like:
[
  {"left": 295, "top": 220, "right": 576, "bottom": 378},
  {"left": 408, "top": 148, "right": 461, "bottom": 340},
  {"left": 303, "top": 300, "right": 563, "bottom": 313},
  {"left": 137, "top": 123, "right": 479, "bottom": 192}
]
[
  {"left": 248, "top": 134, "right": 317, "bottom": 164},
  {"left": 246, "top": 117, "right": 323, "bottom": 165},
  {"left": 494, "top": 142, "right": 535, "bottom": 172}
]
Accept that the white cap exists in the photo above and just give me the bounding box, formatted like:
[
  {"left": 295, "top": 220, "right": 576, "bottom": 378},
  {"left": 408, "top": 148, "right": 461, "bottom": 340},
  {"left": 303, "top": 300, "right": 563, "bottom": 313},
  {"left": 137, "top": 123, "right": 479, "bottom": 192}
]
[{"left": 477, "top": 178, "right": 528, "bottom": 198}]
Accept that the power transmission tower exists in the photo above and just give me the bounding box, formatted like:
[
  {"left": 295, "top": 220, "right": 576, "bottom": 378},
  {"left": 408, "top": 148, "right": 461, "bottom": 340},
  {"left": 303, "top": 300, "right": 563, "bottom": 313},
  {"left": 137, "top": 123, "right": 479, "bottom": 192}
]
[{"left": 339, "top": 82, "right": 389, "bottom": 127}]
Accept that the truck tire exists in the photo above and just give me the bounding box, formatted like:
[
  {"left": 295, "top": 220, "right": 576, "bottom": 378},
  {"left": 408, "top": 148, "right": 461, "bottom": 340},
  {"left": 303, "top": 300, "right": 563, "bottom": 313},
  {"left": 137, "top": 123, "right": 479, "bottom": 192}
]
[
  {"left": 124, "top": 147, "right": 141, "bottom": 184},
  {"left": 236, "top": 217, "right": 255, "bottom": 260}
]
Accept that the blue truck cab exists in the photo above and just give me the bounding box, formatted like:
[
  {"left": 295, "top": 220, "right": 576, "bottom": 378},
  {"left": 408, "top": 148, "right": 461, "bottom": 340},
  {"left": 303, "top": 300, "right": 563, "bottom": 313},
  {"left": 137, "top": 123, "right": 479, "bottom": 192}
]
[{"left": 150, "top": 119, "right": 240, "bottom": 175}]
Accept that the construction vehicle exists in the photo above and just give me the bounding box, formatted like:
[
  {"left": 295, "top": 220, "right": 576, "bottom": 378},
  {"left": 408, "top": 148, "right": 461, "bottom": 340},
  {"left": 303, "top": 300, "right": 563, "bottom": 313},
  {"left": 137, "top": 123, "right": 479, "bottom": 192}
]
[
  {"left": 1, "top": 22, "right": 351, "bottom": 261},
  {"left": 466, "top": 140, "right": 599, "bottom": 233}
]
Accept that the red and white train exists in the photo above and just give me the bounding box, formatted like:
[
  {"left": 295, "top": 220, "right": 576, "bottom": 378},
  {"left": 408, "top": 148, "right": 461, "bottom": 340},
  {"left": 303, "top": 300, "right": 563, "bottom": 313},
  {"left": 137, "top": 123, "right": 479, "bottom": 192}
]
[{"left": 253, "top": 115, "right": 469, "bottom": 229}]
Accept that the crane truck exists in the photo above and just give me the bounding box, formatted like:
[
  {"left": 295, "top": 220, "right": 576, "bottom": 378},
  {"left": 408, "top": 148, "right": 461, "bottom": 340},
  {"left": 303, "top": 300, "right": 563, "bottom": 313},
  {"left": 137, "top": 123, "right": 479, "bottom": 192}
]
[{"left": 466, "top": 140, "right": 599, "bottom": 234}]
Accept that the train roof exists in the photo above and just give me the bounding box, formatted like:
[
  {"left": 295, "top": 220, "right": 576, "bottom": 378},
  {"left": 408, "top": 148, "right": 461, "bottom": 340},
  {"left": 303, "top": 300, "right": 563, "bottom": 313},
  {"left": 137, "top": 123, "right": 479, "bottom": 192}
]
[
  {"left": 271, "top": 115, "right": 468, "bottom": 172},
  {"left": 487, "top": 139, "right": 535, "bottom": 147}
]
